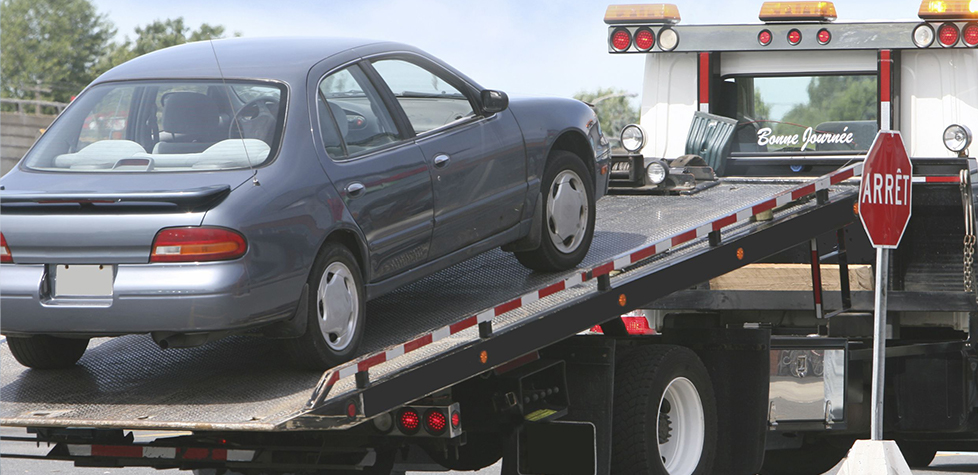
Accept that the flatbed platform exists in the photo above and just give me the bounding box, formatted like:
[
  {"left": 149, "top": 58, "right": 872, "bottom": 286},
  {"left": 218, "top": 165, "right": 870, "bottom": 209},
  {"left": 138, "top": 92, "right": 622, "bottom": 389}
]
[{"left": 1, "top": 168, "right": 862, "bottom": 433}]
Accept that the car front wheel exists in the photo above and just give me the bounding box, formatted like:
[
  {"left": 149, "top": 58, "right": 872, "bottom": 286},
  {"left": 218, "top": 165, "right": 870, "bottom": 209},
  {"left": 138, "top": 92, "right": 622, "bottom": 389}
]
[
  {"left": 515, "top": 150, "right": 595, "bottom": 271},
  {"left": 288, "top": 242, "right": 365, "bottom": 370},
  {"left": 7, "top": 335, "right": 89, "bottom": 369}
]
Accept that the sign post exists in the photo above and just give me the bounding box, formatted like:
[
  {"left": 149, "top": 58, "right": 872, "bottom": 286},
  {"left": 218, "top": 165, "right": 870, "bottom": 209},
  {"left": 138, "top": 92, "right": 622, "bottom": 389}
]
[{"left": 839, "top": 131, "right": 913, "bottom": 474}]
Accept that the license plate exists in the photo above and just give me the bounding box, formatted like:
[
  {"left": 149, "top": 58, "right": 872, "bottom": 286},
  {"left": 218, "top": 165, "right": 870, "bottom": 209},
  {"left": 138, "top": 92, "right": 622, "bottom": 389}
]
[{"left": 53, "top": 265, "right": 114, "bottom": 298}]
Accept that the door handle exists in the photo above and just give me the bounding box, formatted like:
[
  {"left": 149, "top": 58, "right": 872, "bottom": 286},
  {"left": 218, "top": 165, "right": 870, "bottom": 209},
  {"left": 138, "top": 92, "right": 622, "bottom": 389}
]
[
  {"left": 433, "top": 154, "right": 451, "bottom": 168},
  {"left": 346, "top": 182, "right": 365, "bottom": 197}
]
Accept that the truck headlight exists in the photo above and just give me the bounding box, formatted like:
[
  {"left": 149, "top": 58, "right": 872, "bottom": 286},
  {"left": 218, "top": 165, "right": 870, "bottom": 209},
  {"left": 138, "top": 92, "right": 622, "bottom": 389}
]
[
  {"left": 620, "top": 124, "right": 646, "bottom": 153},
  {"left": 943, "top": 124, "right": 972, "bottom": 154},
  {"left": 646, "top": 160, "right": 668, "bottom": 185}
]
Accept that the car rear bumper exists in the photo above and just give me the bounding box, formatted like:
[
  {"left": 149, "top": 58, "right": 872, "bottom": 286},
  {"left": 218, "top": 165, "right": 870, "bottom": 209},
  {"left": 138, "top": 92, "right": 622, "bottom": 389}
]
[{"left": 0, "top": 261, "right": 299, "bottom": 336}]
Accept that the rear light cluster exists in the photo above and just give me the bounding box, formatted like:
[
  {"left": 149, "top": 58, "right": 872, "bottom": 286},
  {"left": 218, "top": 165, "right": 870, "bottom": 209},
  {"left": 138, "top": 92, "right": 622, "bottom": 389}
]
[
  {"left": 757, "top": 28, "right": 831, "bottom": 47},
  {"left": 609, "top": 26, "right": 679, "bottom": 52},
  {"left": 0, "top": 233, "right": 12, "bottom": 263},
  {"left": 151, "top": 227, "right": 247, "bottom": 263},
  {"left": 589, "top": 315, "right": 656, "bottom": 335},
  {"left": 914, "top": 22, "right": 978, "bottom": 47},
  {"left": 380, "top": 404, "right": 461, "bottom": 438}
]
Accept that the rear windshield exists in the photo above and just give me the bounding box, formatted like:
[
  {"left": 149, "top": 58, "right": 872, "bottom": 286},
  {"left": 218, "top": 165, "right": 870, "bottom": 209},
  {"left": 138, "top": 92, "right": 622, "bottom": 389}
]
[
  {"left": 722, "top": 75, "right": 878, "bottom": 155},
  {"left": 23, "top": 80, "right": 286, "bottom": 172}
]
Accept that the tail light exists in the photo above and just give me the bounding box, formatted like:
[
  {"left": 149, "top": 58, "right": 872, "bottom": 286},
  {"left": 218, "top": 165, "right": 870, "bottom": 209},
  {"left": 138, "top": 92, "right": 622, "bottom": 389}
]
[
  {"left": 611, "top": 28, "right": 632, "bottom": 51},
  {"left": 150, "top": 227, "right": 247, "bottom": 263},
  {"left": 758, "top": 29, "right": 773, "bottom": 46},
  {"left": 451, "top": 410, "right": 461, "bottom": 428},
  {"left": 964, "top": 23, "right": 978, "bottom": 46},
  {"left": 590, "top": 315, "right": 656, "bottom": 335},
  {"left": 939, "top": 23, "right": 960, "bottom": 46},
  {"left": 817, "top": 28, "right": 832, "bottom": 45},
  {"left": 396, "top": 408, "right": 421, "bottom": 435},
  {"left": 787, "top": 29, "right": 802, "bottom": 45},
  {"left": 424, "top": 409, "right": 448, "bottom": 436},
  {"left": 634, "top": 28, "right": 655, "bottom": 50},
  {"left": 0, "top": 233, "right": 12, "bottom": 263}
]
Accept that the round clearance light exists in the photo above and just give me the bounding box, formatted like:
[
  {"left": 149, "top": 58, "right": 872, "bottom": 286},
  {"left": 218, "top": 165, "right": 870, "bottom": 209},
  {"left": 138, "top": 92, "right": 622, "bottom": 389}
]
[
  {"left": 646, "top": 160, "right": 669, "bottom": 185},
  {"left": 396, "top": 408, "right": 421, "bottom": 435},
  {"left": 787, "top": 29, "right": 802, "bottom": 46},
  {"left": 944, "top": 124, "right": 973, "bottom": 154},
  {"left": 611, "top": 28, "right": 632, "bottom": 51},
  {"left": 620, "top": 124, "right": 646, "bottom": 153},
  {"left": 658, "top": 28, "right": 679, "bottom": 51},
  {"left": 913, "top": 23, "right": 936, "bottom": 48},
  {"left": 964, "top": 23, "right": 978, "bottom": 47},
  {"left": 635, "top": 27, "right": 655, "bottom": 51},
  {"left": 817, "top": 28, "right": 831, "bottom": 45},
  {"left": 758, "top": 29, "right": 773, "bottom": 46},
  {"left": 424, "top": 409, "right": 448, "bottom": 436},
  {"left": 938, "top": 22, "right": 960, "bottom": 46}
]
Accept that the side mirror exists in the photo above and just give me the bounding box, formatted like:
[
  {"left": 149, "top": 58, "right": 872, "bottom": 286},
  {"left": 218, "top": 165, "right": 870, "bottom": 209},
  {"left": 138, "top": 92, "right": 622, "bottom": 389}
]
[{"left": 481, "top": 90, "right": 509, "bottom": 115}]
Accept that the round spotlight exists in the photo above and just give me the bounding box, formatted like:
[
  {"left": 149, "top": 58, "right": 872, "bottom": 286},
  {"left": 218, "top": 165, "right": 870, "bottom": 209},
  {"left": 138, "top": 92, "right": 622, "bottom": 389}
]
[
  {"left": 620, "top": 124, "right": 646, "bottom": 153},
  {"left": 758, "top": 29, "right": 773, "bottom": 46},
  {"left": 646, "top": 160, "right": 669, "bottom": 185},
  {"left": 944, "top": 124, "right": 973, "bottom": 154},
  {"left": 913, "top": 23, "right": 935, "bottom": 48},
  {"left": 938, "top": 23, "right": 960, "bottom": 47},
  {"left": 396, "top": 408, "right": 421, "bottom": 435},
  {"left": 611, "top": 28, "right": 632, "bottom": 51},
  {"left": 373, "top": 412, "right": 394, "bottom": 434},
  {"left": 964, "top": 23, "right": 978, "bottom": 47},
  {"left": 635, "top": 27, "right": 655, "bottom": 51},
  {"left": 787, "top": 29, "right": 802, "bottom": 46},
  {"left": 658, "top": 28, "right": 679, "bottom": 51},
  {"left": 817, "top": 28, "right": 831, "bottom": 45}
]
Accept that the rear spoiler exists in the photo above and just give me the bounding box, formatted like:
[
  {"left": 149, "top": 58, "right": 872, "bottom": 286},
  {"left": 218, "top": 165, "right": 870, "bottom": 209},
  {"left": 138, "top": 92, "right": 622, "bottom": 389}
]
[{"left": 0, "top": 185, "right": 230, "bottom": 209}]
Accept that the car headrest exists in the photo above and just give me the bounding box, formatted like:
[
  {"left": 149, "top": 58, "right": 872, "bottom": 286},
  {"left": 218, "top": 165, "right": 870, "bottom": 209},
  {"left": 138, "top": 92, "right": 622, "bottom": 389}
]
[{"left": 161, "top": 92, "right": 222, "bottom": 138}]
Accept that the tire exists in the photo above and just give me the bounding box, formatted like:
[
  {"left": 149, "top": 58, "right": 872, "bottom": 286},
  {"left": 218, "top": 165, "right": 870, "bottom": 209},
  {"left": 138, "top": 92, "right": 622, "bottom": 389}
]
[
  {"left": 287, "top": 242, "right": 366, "bottom": 370},
  {"left": 7, "top": 335, "right": 89, "bottom": 369},
  {"left": 612, "top": 345, "right": 718, "bottom": 475},
  {"left": 515, "top": 150, "right": 595, "bottom": 272},
  {"left": 897, "top": 441, "right": 937, "bottom": 468},
  {"left": 760, "top": 439, "right": 850, "bottom": 475}
]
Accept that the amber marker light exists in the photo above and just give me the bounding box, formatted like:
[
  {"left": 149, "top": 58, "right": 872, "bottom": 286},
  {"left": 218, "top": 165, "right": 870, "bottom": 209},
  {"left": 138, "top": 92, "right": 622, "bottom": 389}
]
[
  {"left": 918, "top": 0, "right": 978, "bottom": 20},
  {"left": 736, "top": 248, "right": 745, "bottom": 260},
  {"left": 759, "top": 2, "right": 838, "bottom": 22},
  {"left": 619, "top": 294, "right": 628, "bottom": 307},
  {"left": 604, "top": 4, "right": 682, "bottom": 24}
]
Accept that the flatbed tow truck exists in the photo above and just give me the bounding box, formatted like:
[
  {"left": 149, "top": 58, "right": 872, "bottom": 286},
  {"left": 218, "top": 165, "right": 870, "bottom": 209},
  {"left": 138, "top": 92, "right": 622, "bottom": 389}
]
[{"left": 2, "top": 2, "right": 977, "bottom": 475}]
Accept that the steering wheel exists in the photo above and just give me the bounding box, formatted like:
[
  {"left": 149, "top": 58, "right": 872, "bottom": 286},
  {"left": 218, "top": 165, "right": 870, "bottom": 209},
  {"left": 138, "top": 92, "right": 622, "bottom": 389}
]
[{"left": 230, "top": 96, "right": 279, "bottom": 142}]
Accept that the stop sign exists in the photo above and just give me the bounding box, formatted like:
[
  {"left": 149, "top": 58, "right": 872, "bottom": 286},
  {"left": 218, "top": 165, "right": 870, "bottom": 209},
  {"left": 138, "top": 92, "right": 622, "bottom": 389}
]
[{"left": 859, "top": 131, "right": 913, "bottom": 248}]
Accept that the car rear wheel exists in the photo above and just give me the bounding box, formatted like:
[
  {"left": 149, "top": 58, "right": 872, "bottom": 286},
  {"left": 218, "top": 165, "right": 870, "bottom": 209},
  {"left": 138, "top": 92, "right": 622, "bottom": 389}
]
[
  {"left": 612, "top": 345, "right": 717, "bottom": 475},
  {"left": 288, "top": 242, "right": 365, "bottom": 370},
  {"left": 6, "top": 335, "right": 89, "bottom": 369},
  {"left": 515, "top": 150, "right": 595, "bottom": 271}
]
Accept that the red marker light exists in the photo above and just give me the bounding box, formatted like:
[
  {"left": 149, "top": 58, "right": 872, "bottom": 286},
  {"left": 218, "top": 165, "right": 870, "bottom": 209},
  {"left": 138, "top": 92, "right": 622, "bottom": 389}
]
[
  {"left": 0, "top": 233, "right": 11, "bottom": 263},
  {"left": 346, "top": 402, "right": 357, "bottom": 418},
  {"left": 424, "top": 409, "right": 447, "bottom": 435},
  {"left": 787, "top": 29, "right": 802, "bottom": 45},
  {"left": 817, "top": 28, "right": 831, "bottom": 44},
  {"left": 396, "top": 408, "right": 421, "bottom": 435},
  {"left": 758, "top": 30, "right": 773, "bottom": 45},
  {"left": 634, "top": 28, "right": 655, "bottom": 50},
  {"left": 611, "top": 28, "right": 632, "bottom": 51},
  {"left": 451, "top": 411, "right": 460, "bottom": 428},
  {"left": 964, "top": 23, "right": 978, "bottom": 46},
  {"left": 939, "top": 23, "right": 960, "bottom": 46}
]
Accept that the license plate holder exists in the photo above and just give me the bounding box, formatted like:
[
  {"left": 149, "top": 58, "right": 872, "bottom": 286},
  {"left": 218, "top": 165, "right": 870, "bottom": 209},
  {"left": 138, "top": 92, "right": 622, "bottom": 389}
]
[{"left": 53, "top": 265, "right": 114, "bottom": 298}]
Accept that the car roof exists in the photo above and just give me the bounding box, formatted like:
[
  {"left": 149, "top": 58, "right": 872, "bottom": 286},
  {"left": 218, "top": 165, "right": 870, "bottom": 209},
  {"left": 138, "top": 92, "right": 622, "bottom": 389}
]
[{"left": 93, "top": 37, "right": 396, "bottom": 85}]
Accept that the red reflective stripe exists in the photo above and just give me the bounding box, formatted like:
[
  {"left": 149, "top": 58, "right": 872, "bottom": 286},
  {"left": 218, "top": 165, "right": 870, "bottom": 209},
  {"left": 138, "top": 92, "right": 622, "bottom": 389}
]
[
  {"left": 810, "top": 249, "right": 822, "bottom": 305},
  {"left": 592, "top": 262, "right": 615, "bottom": 277},
  {"left": 880, "top": 50, "right": 892, "bottom": 103},
  {"left": 494, "top": 352, "right": 540, "bottom": 375},
  {"left": 672, "top": 229, "right": 698, "bottom": 247},
  {"left": 182, "top": 448, "right": 210, "bottom": 460},
  {"left": 630, "top": 245, "right": 658, "bottom": 263},
  {"left": 495, "top": 298, "right": 522, "bottom": 317},
  {"left": 358, "top": 353, "right": 386, "bottom": 372},
  {"left": 698, "top": 53, "right": 710, "bottom": 105},
  {"left": 830, "top": 168, "right": 855, "bottom": 184},
  {"left": 538, "top": 281, "right": 566, "bottom": 299},
  {"left": 712, "top": 214, "right": 737, "bottom": 231},
  {"left": 752, "top": 200, "right": 776, "bottom": 215},
  {"left": 927, "top": 176, "right": 959, "bottom": 183},
  {"left": 450, "top": 316, "right": 478, "bottom": 334},
  {"left": 91, "top": 445, "right": 143, "bottom": 458},
  {"left": 212, "top": 448, "right": 228, "bottom": 461},
  {"left": 404, "top": 334, "right": 432, "bottom": 353},
  {"left": 792, "top": 183, "right": 817, "bottom": 200}
]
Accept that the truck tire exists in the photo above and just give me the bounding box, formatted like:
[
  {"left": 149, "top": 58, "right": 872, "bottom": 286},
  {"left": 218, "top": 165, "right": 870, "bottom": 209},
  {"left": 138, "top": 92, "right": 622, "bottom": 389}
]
[
  {"left": 515, "top": 150, "right": 595, "bottom": 271},
  {"left": 288, "top": 242, "right": 366, "bottom": 370},
  {"left": 7, "top": 335, "right": 89, "bottom": 369},
  {"left": 612, "top": 345, "right": 717, "bottom": 475},
  {"left": 897, "top": 441, "right": 937, "bottom": 468},
  {"left": 759, "top": 439, "right": 849, "bottom": 475}
]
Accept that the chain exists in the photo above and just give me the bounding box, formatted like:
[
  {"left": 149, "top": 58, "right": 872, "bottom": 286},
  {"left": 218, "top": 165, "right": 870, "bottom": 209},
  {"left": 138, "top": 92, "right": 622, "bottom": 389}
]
[{"left": 965, "top": 234, "right": 975, "bottom": 293}]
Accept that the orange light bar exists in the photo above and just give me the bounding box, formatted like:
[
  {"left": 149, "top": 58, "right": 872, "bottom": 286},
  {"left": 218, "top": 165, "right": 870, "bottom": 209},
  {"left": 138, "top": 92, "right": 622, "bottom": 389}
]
[
  {"left": 604, "top": 4, "right": 681, "bottom": 25},
  {"left": 759, "top": 2, "right": 838, "bottom": 22},
  {"left": 918, "top": 0, "right": 978, "bottom": 20}
]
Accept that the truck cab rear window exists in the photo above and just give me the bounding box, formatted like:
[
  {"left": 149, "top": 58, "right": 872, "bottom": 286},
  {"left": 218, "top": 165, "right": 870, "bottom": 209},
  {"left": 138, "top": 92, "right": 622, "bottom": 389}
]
[{"left": 721, "top": 75, "right": 878, "bottom": 155}]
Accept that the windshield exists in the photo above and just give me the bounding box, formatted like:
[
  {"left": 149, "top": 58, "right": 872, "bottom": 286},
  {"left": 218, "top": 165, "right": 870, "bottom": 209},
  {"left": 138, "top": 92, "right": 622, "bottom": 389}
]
[
  {"left": 23, "top": 80, "right": 286, "bottom": 172},
  {"left": 722, "top": 75, "right": 878, "bottom": 155}
]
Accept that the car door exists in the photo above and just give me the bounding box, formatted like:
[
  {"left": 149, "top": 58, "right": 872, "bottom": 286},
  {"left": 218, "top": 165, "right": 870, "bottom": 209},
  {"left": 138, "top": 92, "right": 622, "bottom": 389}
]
[
  {"left": 312, "top": 63, "right": 434, "bottom": 282},
  {"left": 367, "top": 56, "right": 527, "bottom": 260}
]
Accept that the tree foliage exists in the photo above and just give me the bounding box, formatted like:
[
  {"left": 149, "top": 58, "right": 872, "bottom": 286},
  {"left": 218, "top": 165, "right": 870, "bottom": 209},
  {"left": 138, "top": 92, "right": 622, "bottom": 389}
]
[
  {"left": 0, "top": 0, "right": 115, "bottom": 103},
  {"left": 573, "top": 88, "right": 639, "bottom": 147},
  {"left": 95, "top": 18, "right": 229, "bottom": 76},
  {"left": 776, "top": 76, "right": 877, "bottom": 135}
]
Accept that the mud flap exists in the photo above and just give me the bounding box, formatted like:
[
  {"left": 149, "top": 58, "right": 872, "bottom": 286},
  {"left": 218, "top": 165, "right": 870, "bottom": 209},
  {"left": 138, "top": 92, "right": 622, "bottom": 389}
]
[{"left": 502, "top": 420, "right": 596, "bottom": 475}]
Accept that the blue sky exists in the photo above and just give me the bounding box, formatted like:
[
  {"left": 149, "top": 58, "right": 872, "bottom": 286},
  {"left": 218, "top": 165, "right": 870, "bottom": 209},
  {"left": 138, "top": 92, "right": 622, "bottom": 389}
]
[{"left": 90, "top": 0, "right": 924, "bottom": 100}]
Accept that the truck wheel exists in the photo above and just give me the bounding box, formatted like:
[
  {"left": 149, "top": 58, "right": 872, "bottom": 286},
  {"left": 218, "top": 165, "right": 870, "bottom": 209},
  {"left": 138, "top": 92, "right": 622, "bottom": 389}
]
[
  {"left": 897, "top": 441, "right": 937, "bottom": 468},
  {"left": 288, "top": 242, "right": 365, "bottom": 370},
  {"left": 7, "top": 335, "right": 89, "bottom": 369},
  {"left": 612, "top": 345, "right": 717, "bottom": 475},
  {"left": 759, "top": 439, "right": 849, "bottom": 475},
  {"left": 515, "top": 150, "right": 595, "bottom": 271}
]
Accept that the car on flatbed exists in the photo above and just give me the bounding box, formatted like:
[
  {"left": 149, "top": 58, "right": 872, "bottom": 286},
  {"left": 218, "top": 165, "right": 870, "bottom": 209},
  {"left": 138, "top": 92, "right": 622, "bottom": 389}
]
[{"left": 0, "top": 37, "right": 610, "bottom": 370}]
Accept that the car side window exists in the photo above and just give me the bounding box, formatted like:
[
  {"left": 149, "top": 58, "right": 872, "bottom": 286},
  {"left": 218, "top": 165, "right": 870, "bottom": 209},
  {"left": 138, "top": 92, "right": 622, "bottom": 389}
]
[
  {"left": 370, "top": 59, "right": 476, "bottom": 135},
  {"left": 318, "top": 65, "right": 402, "bottom": 159}
]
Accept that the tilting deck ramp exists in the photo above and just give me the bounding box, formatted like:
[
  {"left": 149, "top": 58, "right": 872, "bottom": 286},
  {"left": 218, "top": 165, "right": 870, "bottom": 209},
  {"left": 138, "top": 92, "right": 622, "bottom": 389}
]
[{"left": 0, "top": 164, "right": 862, "bottom": 432}]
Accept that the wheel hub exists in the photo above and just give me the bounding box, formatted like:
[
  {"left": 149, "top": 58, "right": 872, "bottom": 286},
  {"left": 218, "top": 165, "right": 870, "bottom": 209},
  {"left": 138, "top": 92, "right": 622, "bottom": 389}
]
[
  {"left": 317, "top": 262, "right": 358, "bottom": 351},
  {"left": 547, "top": 170, "right": 588, "bottom": 253}
]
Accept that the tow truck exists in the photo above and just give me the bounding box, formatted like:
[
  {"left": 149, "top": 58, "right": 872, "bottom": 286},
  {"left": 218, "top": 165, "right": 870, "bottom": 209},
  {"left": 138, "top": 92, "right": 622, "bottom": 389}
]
[{"left": 1, "top": 2, "right": 976, "bottom": 474}]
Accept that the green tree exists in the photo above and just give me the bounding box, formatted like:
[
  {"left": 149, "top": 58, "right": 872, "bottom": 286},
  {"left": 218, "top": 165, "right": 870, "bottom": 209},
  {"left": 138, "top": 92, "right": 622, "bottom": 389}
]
[
  {"left": 94, "top": 18, "right": 231, "bottom": 76},
  {"left": 753, "top": 88, "right": 771, "bottom": 120},
  {"left": 777, "top": 76, "right": 877, "bottom": 136},
  {"left": 573, "top": 88, "right": 639, "bottom": 148},
  {"left": 0, "top": 0, "right": 115, "bottom": 105}
]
